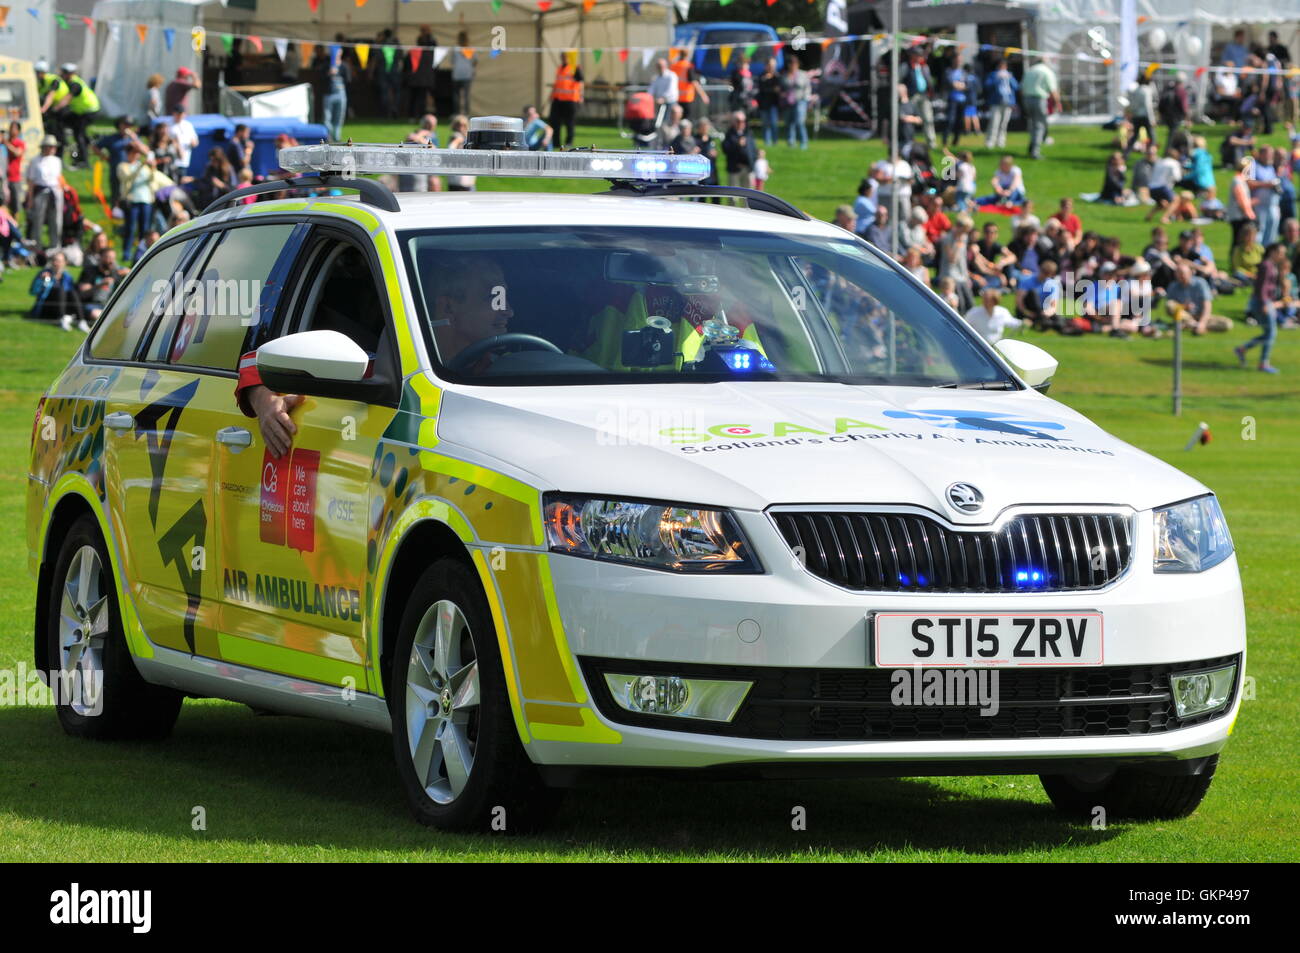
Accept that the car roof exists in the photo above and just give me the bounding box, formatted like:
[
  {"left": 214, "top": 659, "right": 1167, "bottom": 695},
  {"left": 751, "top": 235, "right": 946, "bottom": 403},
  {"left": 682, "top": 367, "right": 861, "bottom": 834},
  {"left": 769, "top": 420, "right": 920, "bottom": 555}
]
[{"left": 211, "top": 189, "right": 844, "bottom": 240}]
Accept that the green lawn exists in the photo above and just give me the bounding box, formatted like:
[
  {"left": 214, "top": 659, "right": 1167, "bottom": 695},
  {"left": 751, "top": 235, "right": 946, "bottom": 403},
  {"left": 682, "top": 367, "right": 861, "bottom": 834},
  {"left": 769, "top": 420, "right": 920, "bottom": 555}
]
[{"left": 0, "top": 120, "right": 1295, "bottom": 861}]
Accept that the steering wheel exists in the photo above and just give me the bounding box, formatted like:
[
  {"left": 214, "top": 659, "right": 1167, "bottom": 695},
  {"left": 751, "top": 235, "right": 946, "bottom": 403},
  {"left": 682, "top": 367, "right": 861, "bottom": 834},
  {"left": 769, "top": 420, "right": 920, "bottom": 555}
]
[{"left": 447, "top": 333, "right": 563, "bottom": 373}]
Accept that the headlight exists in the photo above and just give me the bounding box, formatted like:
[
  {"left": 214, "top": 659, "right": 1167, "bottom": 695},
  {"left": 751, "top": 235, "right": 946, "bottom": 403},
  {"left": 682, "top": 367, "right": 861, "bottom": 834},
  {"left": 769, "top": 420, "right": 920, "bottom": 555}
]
[
  {"left": 1153, "top": 495, "right": 1234, "bottom": 573},
  {"left": 543, "top": 494, "right": 759, "bottom": 573}
]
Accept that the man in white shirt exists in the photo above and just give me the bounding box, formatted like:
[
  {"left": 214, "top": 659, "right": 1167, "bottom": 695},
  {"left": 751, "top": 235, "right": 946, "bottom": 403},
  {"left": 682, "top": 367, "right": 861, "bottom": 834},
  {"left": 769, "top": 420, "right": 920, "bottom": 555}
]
[
  {"left": 964, "top": 286, "right": 1022, "bottom": 343},
  {"left": 166, "top": 104, "right": 199, "bottom": 173},
  {"left": 648, "top": 58, "right": 679, "bottom": 106},
  {"left": 1144, "top": 148, "right": 1184, "bottom": 221},
  {"left": 25, "top": 134, "right": 64, "bottom": 248}
]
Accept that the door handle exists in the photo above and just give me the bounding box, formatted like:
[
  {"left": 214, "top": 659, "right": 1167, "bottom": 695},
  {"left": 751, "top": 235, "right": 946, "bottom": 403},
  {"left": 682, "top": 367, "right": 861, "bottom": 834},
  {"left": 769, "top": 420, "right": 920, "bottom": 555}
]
[
  {"left": 215, "top": 426, "right": 253, "bottom": 450},
  {"left": 104, "top": 411, "right": 134, "bottom": 432}
]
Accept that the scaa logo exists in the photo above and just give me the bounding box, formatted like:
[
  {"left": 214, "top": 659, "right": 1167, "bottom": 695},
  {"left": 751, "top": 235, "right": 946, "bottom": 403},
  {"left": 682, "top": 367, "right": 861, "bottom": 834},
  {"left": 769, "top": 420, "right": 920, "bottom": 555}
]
[{"left": 883, "top": 409, "right": 1069, "bottom": 441}]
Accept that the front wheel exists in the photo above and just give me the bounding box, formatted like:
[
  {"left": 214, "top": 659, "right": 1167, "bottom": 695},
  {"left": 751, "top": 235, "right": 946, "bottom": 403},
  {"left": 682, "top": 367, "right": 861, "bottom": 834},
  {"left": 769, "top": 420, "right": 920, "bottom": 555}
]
[
  {"left": 46, "top": 514, "right": 183, "bottom": 740},
  {"left": 1040, "top": 756, "right": 1219, "bottom": 821},
  {"left": 390, "top": 558, "right": 561, "bottom": 832}
]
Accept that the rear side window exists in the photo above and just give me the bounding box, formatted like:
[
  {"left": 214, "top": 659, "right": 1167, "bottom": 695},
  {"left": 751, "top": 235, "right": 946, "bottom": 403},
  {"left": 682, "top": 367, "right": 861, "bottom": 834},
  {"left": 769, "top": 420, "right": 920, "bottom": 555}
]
[
  {"left": 86, "top": 241, "right": 188, "bottom": 361},
  {"left": 159, "top": 223, "right": 299, "bottom": 372}
]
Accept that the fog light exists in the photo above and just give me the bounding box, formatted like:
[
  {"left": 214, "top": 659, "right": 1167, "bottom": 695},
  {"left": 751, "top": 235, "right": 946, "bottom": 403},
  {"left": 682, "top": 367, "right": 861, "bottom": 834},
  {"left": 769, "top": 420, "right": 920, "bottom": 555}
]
[
  {"left": 1171, "top": 664, "right": 1236, "bottom": 718},
  {"left": 604, "top": 673, "right": 751, "bottom": 722}
]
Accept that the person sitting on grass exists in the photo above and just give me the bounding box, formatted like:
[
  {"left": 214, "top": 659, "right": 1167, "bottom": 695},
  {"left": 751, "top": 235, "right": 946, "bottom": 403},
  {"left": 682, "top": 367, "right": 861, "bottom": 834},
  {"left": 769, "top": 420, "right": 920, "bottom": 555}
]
[
  {"left": 1131, "top": 144, "right": 1158, "bottom": 204},
  {"left": 963, "top": 286, "right": 1022, "bottom": 343},
  {"left": 1231, "top": 222, "right": 1265, "bottom": 286},
  {"left": 1100, "top": 152, "right": 1132, "bottom": 205},
  {"left": 1145, "top": 147, "right": 1185, "bottom": 223},
  {"left": 77, "top": 246, "right": 128, "bottom": 328},
  {"left": 1166, "top": 260, "right": 1232, "bottom": 336},
  {"left": 1235, "top": 241, "right": 1288, "bottom": 373},
  {"left": 1050, "top": 196, "right": 1082, "bottom": 244},
  {"left": 977, "top": 154, "right": 1026, "bottom": 208},
  {"left": 1015, "top": 259, "right": 1062, "bottom": 331},
  {"left": 29, "top": 250, "right": 86, "bottom": 331}
]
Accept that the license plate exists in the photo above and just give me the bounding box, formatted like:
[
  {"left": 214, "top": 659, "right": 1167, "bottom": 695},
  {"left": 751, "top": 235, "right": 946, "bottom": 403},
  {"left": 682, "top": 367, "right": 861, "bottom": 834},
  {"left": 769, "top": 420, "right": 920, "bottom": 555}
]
[{"left": 874, "top": 612, "right": 1104, "bottom": 667}]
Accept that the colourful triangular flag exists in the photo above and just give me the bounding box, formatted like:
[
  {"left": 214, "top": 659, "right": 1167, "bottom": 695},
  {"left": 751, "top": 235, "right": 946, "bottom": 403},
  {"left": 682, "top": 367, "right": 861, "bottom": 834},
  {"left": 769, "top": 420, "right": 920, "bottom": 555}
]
[
  {"left": 617, "top": 48, "right": 628, "bottom": 62},
  {"left": 308, "top": 0, "right": 320, "bottom": 11},
  {"left": 537, "top": 0, "right": 551, "bottom": 9},
  {"left": 301, "top": 42, "right": 315, "bottom": 67},
  {"left": 629, "top": 2, "right": 641, "bottom": 13},
  {"left": 0, "top": 7, "right": 9, "bottom": 29},
  {"left": 221, "top": 34, "right": 233, "bottom": 54},
  {"left": 356, "top": 0, "right": 368, "bottom": 6},
  {"left": 582, "top": 0, "right": 595, "bottom": 10},
  {"left": 409, "top": 47, "right": 421, "bottom": 70},
  {"left": 382, "top": 45, "right": 395, "bottom": 69},
  {"left": 249, "top": 35, "right": 263, "bottom": 53},
  {"left": 491, "top": 0, "right": 501, "bottom": 10},
  {"left": 330, "top": 44, "right": 341, "bottom": 67},
  {"left": 355, "top": 43, "right": 369, "bottom": 69},
  {"left": 743, "top": 44, "right": 757, "bottom": 58},
  {"left": 136, "top": 23, "right": 148, "bottom": 44},
  {"left": 719, "top": 45, "right": 732, "bottom": 68},
  {"left": 432, "top": 46, "right": 448, "bottom": 68},
  {"left": 275, "top": 38, "right": 288, "bottom": 61},
  {"left": 82, "top": 16, "right": 95, "bottom": 33},
  {"left": 593, "top": 48, "right": 603, "bottom": 63},
  {"left": 163, "top": 27, "right": 175, "bottom": 51},
  {"left": 55, "top": 12, "right": 66, "bottom": 28},
  {"left": 641, "top": 47, "right": 655, "bottom": 69}
]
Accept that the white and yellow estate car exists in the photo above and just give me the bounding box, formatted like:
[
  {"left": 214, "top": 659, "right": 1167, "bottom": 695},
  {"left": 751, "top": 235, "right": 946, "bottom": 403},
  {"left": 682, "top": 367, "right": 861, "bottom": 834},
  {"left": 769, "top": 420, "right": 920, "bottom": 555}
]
[{"left": 27, "top": 119, "right": 1244, "bottom": 831}]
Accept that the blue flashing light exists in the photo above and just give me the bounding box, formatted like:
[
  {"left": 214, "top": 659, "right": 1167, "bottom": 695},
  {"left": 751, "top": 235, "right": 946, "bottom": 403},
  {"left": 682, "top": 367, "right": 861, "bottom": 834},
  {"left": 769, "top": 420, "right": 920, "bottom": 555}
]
[
  {"left": 718, "top": 347, "right": 776, "bottom": 373},
  {"left": 1015, "top": 569, "right": 1047, "bottom": 585}
]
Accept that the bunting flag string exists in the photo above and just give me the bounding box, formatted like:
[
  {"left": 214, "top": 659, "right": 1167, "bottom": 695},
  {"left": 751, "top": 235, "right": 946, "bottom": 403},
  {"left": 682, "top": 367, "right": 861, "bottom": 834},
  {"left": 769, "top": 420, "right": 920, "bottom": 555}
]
[{"left": 23, "top": 13, "right": 1300, "bottom": 82}]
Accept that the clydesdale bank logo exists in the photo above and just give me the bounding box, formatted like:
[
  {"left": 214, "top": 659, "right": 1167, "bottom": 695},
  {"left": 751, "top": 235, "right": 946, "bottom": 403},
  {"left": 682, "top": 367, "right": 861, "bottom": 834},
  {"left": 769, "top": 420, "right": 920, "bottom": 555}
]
[{"left": 50, "top": 883, "right": 151, "bottom": 933}]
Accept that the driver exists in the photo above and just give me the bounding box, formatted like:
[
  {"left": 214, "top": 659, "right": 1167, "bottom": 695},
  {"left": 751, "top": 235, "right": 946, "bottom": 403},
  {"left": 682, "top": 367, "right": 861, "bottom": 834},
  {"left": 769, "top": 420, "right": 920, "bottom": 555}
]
[{"left": 235, "top": 253, "right": 511, "bottom": 457}]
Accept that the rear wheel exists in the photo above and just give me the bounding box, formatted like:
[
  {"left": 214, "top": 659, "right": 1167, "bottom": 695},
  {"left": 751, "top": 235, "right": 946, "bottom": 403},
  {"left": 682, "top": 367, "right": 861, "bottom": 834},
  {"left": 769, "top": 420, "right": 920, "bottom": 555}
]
[
  {"left": 1040, "top": 756, "right": 1219, "bottom": 821},
  {"left": 390, "top": 558, "right": 561, "bottom": 832},
  {"left": 46, "top": 514, "right": 183, "bottom": 740}
]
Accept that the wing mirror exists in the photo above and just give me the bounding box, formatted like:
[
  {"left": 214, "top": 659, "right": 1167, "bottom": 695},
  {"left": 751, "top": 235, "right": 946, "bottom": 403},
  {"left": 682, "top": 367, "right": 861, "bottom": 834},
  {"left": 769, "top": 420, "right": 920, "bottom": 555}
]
[
  {"left": 995, "top": 338, "right": 1059, "bottom": 392},
  {"left": 256, "top": 330, "right": 394, "bottom": 404}
]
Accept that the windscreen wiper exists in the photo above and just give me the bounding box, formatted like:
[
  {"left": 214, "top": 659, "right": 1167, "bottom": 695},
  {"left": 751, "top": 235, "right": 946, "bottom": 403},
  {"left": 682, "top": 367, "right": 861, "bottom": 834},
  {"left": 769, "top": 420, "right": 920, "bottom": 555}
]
[{"left": 932, "top": 380, "right": 1019, "bottom": 390}]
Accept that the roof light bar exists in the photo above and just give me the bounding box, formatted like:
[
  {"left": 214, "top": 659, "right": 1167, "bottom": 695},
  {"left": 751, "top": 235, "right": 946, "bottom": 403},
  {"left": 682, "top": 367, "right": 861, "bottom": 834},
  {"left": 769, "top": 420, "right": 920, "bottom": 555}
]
[{"left": 277, "top": 142, "right": 711, "bottom": 184}]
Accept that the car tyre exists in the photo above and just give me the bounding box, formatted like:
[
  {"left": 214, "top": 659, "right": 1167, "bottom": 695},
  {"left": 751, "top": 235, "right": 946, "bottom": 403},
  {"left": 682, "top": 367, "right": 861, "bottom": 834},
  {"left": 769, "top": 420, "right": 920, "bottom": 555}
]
[
  {"left": 46, "top": 514, "right": 183, "bottom": 740},
  {"left": 391, "top": 558, "right": 561, "bottom": 833},
  {"left": 1040, "top": 756, "right": 1218, "bottom": 821}
]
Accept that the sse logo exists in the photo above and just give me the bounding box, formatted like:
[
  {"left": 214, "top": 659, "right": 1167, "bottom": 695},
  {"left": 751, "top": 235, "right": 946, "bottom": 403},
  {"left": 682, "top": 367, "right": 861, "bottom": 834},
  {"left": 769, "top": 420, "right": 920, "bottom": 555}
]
[{"left": 660, "top": 418, "right": 887, "bottom": 443}]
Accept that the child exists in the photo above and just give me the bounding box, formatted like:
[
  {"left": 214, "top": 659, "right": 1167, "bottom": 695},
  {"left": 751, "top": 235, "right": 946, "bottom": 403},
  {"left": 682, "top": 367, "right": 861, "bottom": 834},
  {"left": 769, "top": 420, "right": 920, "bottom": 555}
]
[
  {"left": 753, "top": 149, "right": 771, "bottom": 191},
  {"left": 236, "top": 167, "right": 256, "bottom": 204}
]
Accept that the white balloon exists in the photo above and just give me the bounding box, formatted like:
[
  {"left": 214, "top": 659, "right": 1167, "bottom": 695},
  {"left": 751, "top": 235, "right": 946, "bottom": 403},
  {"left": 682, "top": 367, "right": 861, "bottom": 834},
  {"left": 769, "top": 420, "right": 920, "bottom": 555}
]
[
  {"left": 1184, "top": 35, "right": 1203, "bottom": 57},
  {"left": 1148, "top": 27, "right": 1168, "bottom": 51}
]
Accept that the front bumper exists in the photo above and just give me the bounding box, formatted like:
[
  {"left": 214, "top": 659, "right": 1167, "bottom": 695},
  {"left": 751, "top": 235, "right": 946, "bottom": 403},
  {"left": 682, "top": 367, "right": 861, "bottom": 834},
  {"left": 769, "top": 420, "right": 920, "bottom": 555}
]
[{"left": 537, "top": 510, "right": 1246, "bottom": 770}]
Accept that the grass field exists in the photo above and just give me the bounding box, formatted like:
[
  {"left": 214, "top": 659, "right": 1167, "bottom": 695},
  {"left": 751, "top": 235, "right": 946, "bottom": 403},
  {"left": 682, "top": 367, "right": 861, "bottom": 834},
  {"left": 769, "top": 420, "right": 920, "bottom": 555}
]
[{"left": 0, "top": 118, "right": 1295, "bottom": 861}]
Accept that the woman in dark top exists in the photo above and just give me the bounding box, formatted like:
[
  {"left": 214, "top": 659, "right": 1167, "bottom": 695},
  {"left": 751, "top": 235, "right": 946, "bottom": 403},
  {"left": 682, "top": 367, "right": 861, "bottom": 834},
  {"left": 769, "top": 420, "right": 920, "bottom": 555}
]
[{"left": 1100, "top": 151, "right": 1129, "bottom": 204}]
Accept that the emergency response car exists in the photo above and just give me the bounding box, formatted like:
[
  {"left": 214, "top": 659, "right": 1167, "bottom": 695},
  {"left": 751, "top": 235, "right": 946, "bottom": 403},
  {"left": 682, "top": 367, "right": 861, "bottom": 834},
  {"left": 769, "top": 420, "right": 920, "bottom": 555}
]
[{"left": 27, "top": 118, "right": 1245, "bottom": 831}]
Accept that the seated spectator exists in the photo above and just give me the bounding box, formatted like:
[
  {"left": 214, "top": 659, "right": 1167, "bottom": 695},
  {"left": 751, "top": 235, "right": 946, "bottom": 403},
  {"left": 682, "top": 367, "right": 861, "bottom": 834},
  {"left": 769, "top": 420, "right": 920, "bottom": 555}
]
[
  {"left": 1221, "top": 123, "right": 1254, "bottom": 170},
  {"left": 901, "top": 245, "right": 929, "bottom": 285},
  {"left": 1016, "top": 259, "right": 1063, "bottom": 331},
  {"left": 949, "top": 149, "right": 976, "bottom": 212},
  {"left": 1143, "top": 225, "right": 1177, "bottom": 291},
  {"left": 1042, "top": 218, "right": 1072, "bottom": 259},
  {"left": 935, "top": 276, "right": 961, "bottom": 311},
  {"left": 1145, "top": 148, "right": 1184, "bottom": 222},
  {"left": 1127, "top": 259, "right": 1163, "bottom": 337},
  {"left": 29, "top": 250, "right": 85, "bottom": 330},
  {"left": 1131, "top": 145, "right": 1157, "bottom": 204},
  {"left": 77, "top": 246, "right": 128, "bottom": 326},
  {"left": 1167, "top": 260, "right": 1232, "bottom": 334},
  {"left": 921, "top": 192, "right": 951, "bottom": 246},
  {"left": 1182, "top": 136, "right": 1216, "bottom": 195},
  {"left": 1068, "top": 231, "right": 1102, "bottom": 280},
  {"left": 964, "top": 286, "right": 1021, "bottom": 343},
  {"left": 862, "top": 204, "right": 893, "bottom": 250},
  {"left": 1051, "top": 197, "right": 1082, "bottom": 244},
  {"left": 971, "top": 221, "right": 1016, "bottom": 290},
  {"left": 977, "top": 154, "right": 1026, "bottom": 207},
  {"left": 1173, "top": 228, "right": 1229, "bottom": 290},
  {"left": 523, "top": 105, "right": 554, "bottom": 151},
  {"left": 1231, "top": 222, "right": 1265, "bottom": 285},
  {"left": 936, "top": 213, "right": 975, "bottom": 312},
  {"left": 831, "top": 204, "right": 856, "bottom": 232},
  {"left": 852, "top": 176, "right": 877, "bottom": 234},
  {"left": 1011, "top": 198, "right": 1041, "bottom": 233},
  {"left": 1007, "top": 223, "right": 1045, "bottom": 282},
  {"left": 898, "top": 205, "right": 934, "bottom": 264}
]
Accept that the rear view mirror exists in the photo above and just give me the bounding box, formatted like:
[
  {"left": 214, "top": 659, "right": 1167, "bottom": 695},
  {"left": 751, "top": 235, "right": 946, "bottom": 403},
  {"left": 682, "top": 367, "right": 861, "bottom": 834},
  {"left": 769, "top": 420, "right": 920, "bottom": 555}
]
[{"left": 995, "top": 339, "right": 1058, "bottom": 391}]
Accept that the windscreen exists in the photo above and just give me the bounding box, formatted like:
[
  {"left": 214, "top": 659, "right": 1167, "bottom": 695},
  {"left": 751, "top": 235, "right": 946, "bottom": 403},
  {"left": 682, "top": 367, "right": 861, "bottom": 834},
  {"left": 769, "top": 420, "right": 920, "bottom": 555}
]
[{"left": 400, "top": 226, "right": 1014, "bottom": 389}]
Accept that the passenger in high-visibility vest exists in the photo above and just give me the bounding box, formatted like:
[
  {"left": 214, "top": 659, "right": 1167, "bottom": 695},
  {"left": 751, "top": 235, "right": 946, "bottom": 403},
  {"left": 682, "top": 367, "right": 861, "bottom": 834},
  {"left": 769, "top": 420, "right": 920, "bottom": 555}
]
[
  {"left": 60, "top": 64, "right": 100, "bottom": 169},
  {"left": 34, "top": 61, "right": 69, "bottom": 154},
  {"left": 670, "top": 56, "right": 709, "bottom": 120},
  {"left": 548, "top": 60, "right": 584, "bottom": 149}
]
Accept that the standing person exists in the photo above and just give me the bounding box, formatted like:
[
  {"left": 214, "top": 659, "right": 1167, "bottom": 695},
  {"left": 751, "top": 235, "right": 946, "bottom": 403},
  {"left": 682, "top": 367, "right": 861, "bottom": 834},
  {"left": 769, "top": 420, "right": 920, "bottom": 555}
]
[
  {"left": 647, "top": 57, "right": 678, "bottom": 108},
  {"left": 901, "top": 47, "right": 937, "bottom": 148},
  {"left": 693, "top": 116, "right": 720, "bottom": 186},
  {"left": 4, "top": 121, "right": 26, "bottom": 215},
  {"left": 944, "top": 58, "right": 969, "bottom": 147},
  {"left": 721, "top": 111, "right": 757, "bottom": 188},
  {"left": 323, "top": 50, "right": 351, "bottom": 142},
  {"left": 451, "top": 32, "right": 476, "bottom": 115},
  {"left": 1156, "top": 76, "right": 1189, "bottom": 148},
  {"left": 164, "top": 66, "right": 201, "bottom": 115},
  {"left": 1124, "top": 75, "right": 1156, "bottom": 158},
  {"left": 1250, "top": 145, "right": 1282, "bottom": 245},
  {"left": 1021, "top": 57, "right": 1059, "bottom": 160},
  {"left": 548, "top": 56, "right": 584, "bottom": 149},
  {"left": 117, "top": 144, "right": 157, "bottom": 264},
  {"left": 728, "top": 56, "right": 755, "bottom": 114},
  {"left": 983, "top": 59, "right": 1017, "bottom": 149},
  {"left": 397, "top": 114, "right": 439, "bottom": 192},
  {"left": 670, "top": 51, "right": 708, "bottom": 120},
  {"left": 166, "top": 105, "right": 199, "bottom": 175},
  {"left": 757, "top": 59, "right": 782, "bottom": 147},
  {"left": 92, "top": 117, "right": 138, "bottom": 207},
  {"left": 143, "top": 73, "right": 164, "bottom": 123},
  {"left": 58, "top": 64, "right": 99, "bottom": 168},
  {"left": 445, "top": 115, "right": 476, "bottom": 192},
  {"left": 374, "top": 30, "right": 402, "bottom": 119},
  {"left": 937, "top": 214, "right": 975, "bottom": 313},
  {"left": 222, "top": 123, "right": 255, "bottom": 175},
  {"left": 1235, "top": 242, "right": 1288, "bottom": 373},
  {"left": 781, "top": 55, "right": 812, "bottom": 150},
  {"left": 406, "top": 26, "right": 438, "bottom": 120},
  {"left": 34, "top": 61, "right": 69, "bottom": 154},
  {"left": 24, "top": 135, "right": 62, "bottom": 249},
  {"left": 753, "top": 149, "right": 771, "bottom": 190}
]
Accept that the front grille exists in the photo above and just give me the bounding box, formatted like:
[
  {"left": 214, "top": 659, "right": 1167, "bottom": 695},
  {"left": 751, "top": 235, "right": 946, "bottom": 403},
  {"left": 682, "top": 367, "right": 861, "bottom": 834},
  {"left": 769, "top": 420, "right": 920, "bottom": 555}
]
[
  {"left": 772, "top": 510, "right": 1133, "bottom": 593},
  {"left": 582, "top": 655, "right": 1240, "bottom": 742}
]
